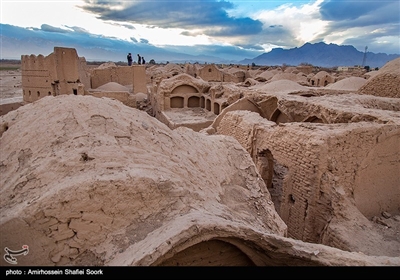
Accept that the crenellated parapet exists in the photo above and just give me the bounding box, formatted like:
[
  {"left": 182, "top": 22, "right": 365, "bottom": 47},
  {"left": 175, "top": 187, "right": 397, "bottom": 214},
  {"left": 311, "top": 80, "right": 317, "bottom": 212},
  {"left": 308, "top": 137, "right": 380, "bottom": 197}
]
[{"left": 21, "top": 47, "right": 87, "bottom": 103}]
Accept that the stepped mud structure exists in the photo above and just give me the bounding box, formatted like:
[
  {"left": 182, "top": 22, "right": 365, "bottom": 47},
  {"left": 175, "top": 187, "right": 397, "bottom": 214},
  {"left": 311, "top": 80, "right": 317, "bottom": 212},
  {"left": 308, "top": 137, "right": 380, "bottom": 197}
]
[{"left": 0, "top": 47, "right": 399, "bottom": 266}]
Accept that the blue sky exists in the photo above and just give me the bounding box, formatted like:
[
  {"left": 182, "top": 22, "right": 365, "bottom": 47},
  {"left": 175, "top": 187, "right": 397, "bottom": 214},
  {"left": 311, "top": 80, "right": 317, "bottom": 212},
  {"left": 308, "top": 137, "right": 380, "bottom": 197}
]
[{"left": 1, "top": 0, "right": 399, "bottom": 61}]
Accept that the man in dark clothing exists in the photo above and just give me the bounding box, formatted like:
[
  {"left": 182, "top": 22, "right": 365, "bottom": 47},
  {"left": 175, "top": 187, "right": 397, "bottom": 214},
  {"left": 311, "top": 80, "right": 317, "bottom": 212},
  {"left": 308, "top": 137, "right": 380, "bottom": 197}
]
[
  {"left": 127, "top": 53, "right": 133, "bottom": 66},
  {"left": 137, "top": 54, "right": 141, "bottom": 65}
]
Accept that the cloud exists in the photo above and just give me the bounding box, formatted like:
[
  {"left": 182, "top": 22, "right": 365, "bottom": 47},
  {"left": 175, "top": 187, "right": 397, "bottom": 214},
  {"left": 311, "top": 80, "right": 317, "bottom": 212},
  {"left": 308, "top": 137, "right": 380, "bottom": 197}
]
[
  {"left": 64, "top": 26, "right": 91, "bottom": 34},
  {"left": 40, "top": 24, "right": 70, "bottom": 33},
  {"left": 36, "top": 24, "right": 91, "bottom": 35},
  {"left": 253, "top": 1, "right": 326, "bottom": 48},
  {"left": 77, "top": 0, "right": 399, "bottom": 55},
  {"left": 319, "top": 0, "right": 397, "bottom": 22},
  {"left": 319, "top": 0, "right": 399, "bottom": 28},
  {"left": 80, "top": 0, "right": 263, "bottom": 37},
  {"left": 106, "top": 22, "right": 136, "bottom": 30},
  {"left": 340, "top": 25, "right": 400, "bottom": 55},
  {"left": 3, "top": 0, "right": 399, "bottom": 61},
  {"left": 316, "top": 0, "right": 400, "bottom": 53}
]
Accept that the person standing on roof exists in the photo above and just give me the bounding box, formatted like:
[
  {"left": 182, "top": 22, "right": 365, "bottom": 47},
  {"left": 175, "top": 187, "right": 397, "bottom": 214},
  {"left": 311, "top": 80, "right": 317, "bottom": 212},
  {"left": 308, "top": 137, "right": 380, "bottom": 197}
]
[
  {"left": 137, "top": 54, "right": 141, "bottom": 65},
  {"left": 127, "top": 53, "right": 133, "bottom": 66}
]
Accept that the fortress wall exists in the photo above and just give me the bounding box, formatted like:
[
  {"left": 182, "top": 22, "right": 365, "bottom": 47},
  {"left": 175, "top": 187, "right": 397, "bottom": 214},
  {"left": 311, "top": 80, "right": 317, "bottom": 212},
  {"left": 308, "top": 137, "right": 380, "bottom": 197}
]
[
  {"left": 21, "top": 54, "right": 56, "bottom": 102},
  {"left": 53, "top": 47, "right": 80, "bottom": 83},
  {"left": 21, "top": 47, "right": 86, "bottom": 102},
  {"left": 53, "top": 47, "right": 83, "bottom": 96},
  {"left": 216, "top": 111, "right": 400, "bottom": 244}
]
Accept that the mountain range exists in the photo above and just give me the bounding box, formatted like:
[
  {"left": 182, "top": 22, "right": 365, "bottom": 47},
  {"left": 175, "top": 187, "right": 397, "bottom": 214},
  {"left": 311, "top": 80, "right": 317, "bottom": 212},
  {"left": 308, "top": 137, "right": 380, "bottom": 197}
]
[
  {"left": 240, "top": 42, "right": 399, "bottom": 68},
  {"left": 1, "top": 23, "right": 398, "bottom": 68}
]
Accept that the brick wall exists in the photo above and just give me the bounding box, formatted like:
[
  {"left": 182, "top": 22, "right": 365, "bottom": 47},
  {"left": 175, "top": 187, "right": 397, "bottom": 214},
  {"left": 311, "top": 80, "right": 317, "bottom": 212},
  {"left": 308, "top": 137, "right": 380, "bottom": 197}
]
[{"left": 216, "top": 110, "right": 400, "bottom": 245}]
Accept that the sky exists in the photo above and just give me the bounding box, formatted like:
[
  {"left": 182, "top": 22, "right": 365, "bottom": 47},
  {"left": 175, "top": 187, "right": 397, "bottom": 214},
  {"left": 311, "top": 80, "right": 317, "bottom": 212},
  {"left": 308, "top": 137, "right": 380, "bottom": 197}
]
[{"left": 1, "top": 0, "right": 399, "bottom": 61}]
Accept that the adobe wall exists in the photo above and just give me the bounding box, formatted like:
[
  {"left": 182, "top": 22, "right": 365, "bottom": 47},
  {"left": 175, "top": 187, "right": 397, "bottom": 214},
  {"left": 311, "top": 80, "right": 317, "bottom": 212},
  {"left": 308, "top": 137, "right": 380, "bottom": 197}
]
[
  {"left": 310, "top": 71, "right": 336, "bottom": 87},
  {"left": 158, "top": 110, "right": 215, "bottom": 132},
  {"left": 0, "top": 97, "right": 24, "bottom": 116},
  {"left": 296, "top": 65, "right": 313, "bottom": 75},
  {"left": 78, "top": 57, "right": 91, "bottom": 90},
  {"left": 210, "top": 97, "right": 266, "bottom": 131},
  {"left": 91, "top": 66, "right": 130, "bottom": 88},
  {"left": 197, "top": 65, "right": 223, "bottom": 82},
  {"left": 21, "top": 53, "right": 56, "bottom": 102},
  {"left": 90, "top": 66, "right": 147, "bottom": 94},
  {"left": 196, "top": 65, "right": 246, "bottom": 83},
  {"left": 221, "top": 68, "right": 246, "bottom": 83},
  {"left": 216, "top": 110, "right": 400, "bottom": 245},
  {"left": 21, "top": 47, "right": 85, "bottom": 103},
  {"left": 153, "top": 74, "right": 209, "bottom": 117},
  {"left": 87, "top": 91, "right": 136, "bottom": 108}
]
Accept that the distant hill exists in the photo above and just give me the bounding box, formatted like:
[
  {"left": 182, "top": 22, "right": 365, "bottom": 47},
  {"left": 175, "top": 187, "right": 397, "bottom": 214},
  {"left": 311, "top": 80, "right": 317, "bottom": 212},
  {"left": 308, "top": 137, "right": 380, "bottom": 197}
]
[{"left": 240, "top": 42, "right": 400, "bottom": 68}]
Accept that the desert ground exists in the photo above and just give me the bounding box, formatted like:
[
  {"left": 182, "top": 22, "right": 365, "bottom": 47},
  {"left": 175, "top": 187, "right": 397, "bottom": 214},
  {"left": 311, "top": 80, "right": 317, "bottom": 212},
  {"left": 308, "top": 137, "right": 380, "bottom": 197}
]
[
  {"left": 0, "top": 56, "right": 399, "bottom": 267},
  {"left": 0, "top": 67, "right": 22, "bottom": 99}
]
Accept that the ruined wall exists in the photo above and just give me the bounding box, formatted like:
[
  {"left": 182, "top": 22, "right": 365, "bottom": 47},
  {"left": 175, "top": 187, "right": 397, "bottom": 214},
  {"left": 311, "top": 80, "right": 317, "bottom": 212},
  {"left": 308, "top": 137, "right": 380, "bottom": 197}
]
[
  {"left": 132, "top": 66, "right": 147, "bottom": 94},
  {"left": 87, "top": 91, "right": 136, "bottom": 108},
  {"left": 216, "top": 111, "right": 325, "bottom": 241},
  {"left": 197, "top": 65, "right": 223, "bottom": 82},
  {"left": 220, "top": 68, "right": 246, "bottom": 83},
  {"left": 0, "top": 98, "right": 24, "bottom": 116},
  {"left": 210, "top": 98, "right": 265, "bottom": 131},
  {"left": 216, "top": 110, "right": 400, "bottom": 246},
  {"left": 296, "top": 66, "right": 313, "bottom": 75},
  {"left": 310, "top": 71, "right": 336, "bottom": 87},
  {"left": 91, "top": 66, "right": 131, "bottom": 89},
  {"left": 52, "top": 47, "right": 84, "bottom": 96},
  {"left": 323, "top": 124, "right": 400, "bottom": 219},
  {"left": 153, "top": 74, "right": 209, "bottom": 119},
  {"left": 21, "top": 47, "right": 85, "bottom": 103},
  {"left": 78, "top": 57, "right": 91, "bottom": 90},
  {"left": 21, "top": 53, "right": 56, "bottom": 102},
  {"left": 90, "top": 66, "right": 147, "bottom": 94}
]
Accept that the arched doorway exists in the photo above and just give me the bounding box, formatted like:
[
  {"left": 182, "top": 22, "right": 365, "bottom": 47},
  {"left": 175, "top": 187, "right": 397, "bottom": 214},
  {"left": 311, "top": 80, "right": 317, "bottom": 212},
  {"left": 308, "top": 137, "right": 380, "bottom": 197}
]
[{"left": 158, "top": 239, "right": 255, "bottom": 266}]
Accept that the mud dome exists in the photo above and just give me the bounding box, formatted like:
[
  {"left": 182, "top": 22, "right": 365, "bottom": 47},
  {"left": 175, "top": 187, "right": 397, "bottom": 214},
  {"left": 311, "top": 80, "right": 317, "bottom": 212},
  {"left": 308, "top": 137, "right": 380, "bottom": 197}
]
[{"left": 0, "top": 95, "right": 285, "bottom": 265}]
